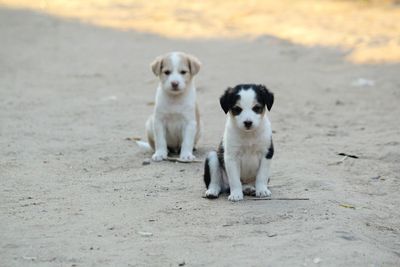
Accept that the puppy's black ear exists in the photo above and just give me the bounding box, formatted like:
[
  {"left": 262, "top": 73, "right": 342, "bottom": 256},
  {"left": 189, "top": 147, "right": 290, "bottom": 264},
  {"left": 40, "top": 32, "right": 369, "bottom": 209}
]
[
  {"left": 220, "top": 87, "right": 235, "bottom": 114},
  {"left": 259, "top": 85, "right": 274, "bottom": 111}
]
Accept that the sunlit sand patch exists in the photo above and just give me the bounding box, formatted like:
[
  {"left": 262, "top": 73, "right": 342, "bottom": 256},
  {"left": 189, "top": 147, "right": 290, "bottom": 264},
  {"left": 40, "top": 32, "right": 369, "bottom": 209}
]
[{"left": 1, "top": 0, "right": 400, "bottom": 63}]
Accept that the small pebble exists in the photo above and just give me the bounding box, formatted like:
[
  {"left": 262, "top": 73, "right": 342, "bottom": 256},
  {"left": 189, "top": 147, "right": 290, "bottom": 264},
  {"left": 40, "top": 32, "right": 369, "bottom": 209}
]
[
  {"left": 313, "top": 257, "right": 321, "bottom": 264},
  {"left": 22, "top": 256, "right": 37, "bottom": 261},
  {"left": 142, "top": 159, "right": 151, "bottom": 166},
  {"left": 138, "top": 231, "right": 153, "bottom": 237},
  {"left": 178, "top": 261, "right": 186, "bottom": 266}
]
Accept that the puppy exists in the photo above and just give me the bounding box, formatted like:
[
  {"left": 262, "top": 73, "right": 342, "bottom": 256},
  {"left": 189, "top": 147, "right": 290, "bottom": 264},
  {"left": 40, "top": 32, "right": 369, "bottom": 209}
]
[
  {"left": 142, "top": 52, "right": 202, "bottom": 162},
  {"left": 203, "top": 84, "right": 274, "bottom": 201}
]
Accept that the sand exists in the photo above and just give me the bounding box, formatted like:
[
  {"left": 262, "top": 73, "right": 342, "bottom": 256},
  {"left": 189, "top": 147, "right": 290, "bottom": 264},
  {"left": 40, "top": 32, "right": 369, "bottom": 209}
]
[{"left": 1, "top": 5, "right": 400, "bottom": 267}]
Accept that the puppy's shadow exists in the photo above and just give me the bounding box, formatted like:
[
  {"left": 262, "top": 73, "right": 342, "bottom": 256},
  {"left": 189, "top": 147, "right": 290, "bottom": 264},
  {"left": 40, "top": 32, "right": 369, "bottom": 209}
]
[{"left": 167, "top": 146, "right": 208, "bottom": 160}]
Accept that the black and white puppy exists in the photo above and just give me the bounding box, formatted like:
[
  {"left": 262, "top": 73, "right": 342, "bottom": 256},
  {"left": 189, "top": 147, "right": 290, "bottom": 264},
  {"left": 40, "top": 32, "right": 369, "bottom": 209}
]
[{"left": 204, "top": 84, "right": 274, "bottom": 201}]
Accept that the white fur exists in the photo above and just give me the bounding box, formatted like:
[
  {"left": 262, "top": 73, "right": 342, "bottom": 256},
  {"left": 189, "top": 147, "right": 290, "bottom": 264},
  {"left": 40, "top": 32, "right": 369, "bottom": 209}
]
[
  {"left": 144, "top": 52, "right": 201, "bottom": 162},
  {"left": 161, "top": 52, "right": 187, "bottom": 94},
  {"left": 136, "top": 140, "right": 152, "bottom": 152},
  {"left": 224, "top": 116, "right": 272, "bottom": 201},
  {"left": 234, "top": 90, "right": 263, "bottom": 131},
  {"left": 205, "top": 86, "right": 273, "bottom": 201},
  {"left": 204, "top": 151, "right": 223, "bottom": 197}
]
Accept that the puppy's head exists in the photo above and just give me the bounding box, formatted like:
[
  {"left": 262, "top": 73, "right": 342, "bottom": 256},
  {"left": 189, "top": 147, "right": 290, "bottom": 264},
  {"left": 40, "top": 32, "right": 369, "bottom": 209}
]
[
  {"left": 151, "top": 52, "right": 201, "bottom": 95},
  {"left": 220, "top": 84, "right": 274, "bottom": 132}
]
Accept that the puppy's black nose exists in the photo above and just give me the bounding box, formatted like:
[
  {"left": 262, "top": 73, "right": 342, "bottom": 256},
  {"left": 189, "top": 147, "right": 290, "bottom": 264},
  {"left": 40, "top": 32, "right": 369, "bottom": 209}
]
[
  {"left": 171, "top": 81, "right": 179, "bottom": 89},
  {"left": 244, "top": 121, "right": 253, "bottom": 129}
]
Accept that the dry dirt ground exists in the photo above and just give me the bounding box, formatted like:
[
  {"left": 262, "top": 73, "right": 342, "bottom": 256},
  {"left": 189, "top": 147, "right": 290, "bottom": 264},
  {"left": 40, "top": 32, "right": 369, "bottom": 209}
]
[{"left": 1, "top": 6, "right": 400, "bottom": 267}]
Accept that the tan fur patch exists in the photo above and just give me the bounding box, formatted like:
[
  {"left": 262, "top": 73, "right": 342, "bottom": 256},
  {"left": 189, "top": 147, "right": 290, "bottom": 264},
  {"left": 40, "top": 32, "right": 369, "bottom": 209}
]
[{"left": 195, "top": 103, "right": 201, "bottom": 146}]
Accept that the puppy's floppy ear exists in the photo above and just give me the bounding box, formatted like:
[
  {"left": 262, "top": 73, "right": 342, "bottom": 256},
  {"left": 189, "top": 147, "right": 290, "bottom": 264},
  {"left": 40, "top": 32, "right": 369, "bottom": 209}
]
[
  {"left": 187, "top": 55, "right": 201, "bottom": 76},
  {"left": 150, "top": 56, "right": 163, "bottom": 76},
  {"left": 220, "top": 87, "right": 235, "bottom": 114},
  {"left": 258, "top": 84, "right": 274, "bottom": 111}
]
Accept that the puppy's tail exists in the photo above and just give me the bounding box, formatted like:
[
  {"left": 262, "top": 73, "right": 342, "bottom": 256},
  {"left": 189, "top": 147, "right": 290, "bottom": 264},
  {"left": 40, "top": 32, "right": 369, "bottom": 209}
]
[{"left": 135, "top": 140, "right": 153, "bottom": 152}]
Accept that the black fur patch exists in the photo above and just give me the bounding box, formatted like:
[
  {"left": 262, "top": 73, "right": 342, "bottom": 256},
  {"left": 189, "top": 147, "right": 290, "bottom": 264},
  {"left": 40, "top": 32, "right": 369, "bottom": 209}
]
[
  {"left": 252, "top": 104, "right": 264, "bottom": 114},
  {"left": 231, "top": 106, "right": 242, "bottom": 116},
  {"left": 219, "top": 87, "right": 241, "bottom": 114},
  {"left": 217, "top": 141, "right": 225, "bottom": 169},
  {"left": 219, "top": 84, "right": 274, "bottom": 114},
  {"left": 203, "top": 158, "right": 211, "bottom": 189},
  {"left": 266, "top": 140, "right": 274, "bottom": 159},
  {"left": 254, "top": 84, "right": 274, "bottom": 111}
]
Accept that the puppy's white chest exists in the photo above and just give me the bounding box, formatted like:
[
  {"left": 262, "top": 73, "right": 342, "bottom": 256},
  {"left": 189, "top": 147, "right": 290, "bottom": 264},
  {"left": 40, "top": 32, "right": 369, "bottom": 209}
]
[
  {"left": 159, "top": 105, "right": 190, "bottom": 126},
  {"left": 161, "top": 112, "right": 186, "bottom": 147},
  {"left": 238, "top": 145, "right": 263, "bottom": 183}
]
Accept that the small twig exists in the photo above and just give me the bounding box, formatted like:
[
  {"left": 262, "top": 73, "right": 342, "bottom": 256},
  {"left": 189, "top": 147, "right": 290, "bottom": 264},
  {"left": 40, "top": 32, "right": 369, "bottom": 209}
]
[
  {"left": 329, "top": 152, "right": 359, "bottom": 166},
  {"left": 125, "top": 136, "right": 142, "bottom": 141},
  {"left": 250, "top": 197, "right": 310, "bottom": 201},
  {"left": 339, "top": 155, "right": 348, "bottom": 162},
  {"left": 328, "top": 155, "right": 348, "bottom": 165},
  {"left": 164, "top": 157, "right": 203, "bottom": 164},
  {"left": 337, "top": 152, "right": 359, "bottom": 159}
]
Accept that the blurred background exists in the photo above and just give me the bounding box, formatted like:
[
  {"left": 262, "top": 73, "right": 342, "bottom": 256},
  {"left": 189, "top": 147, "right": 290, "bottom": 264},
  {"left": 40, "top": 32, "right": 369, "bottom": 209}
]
[{"left": 1, "top": 0, "right": 400, "bottom": 64}]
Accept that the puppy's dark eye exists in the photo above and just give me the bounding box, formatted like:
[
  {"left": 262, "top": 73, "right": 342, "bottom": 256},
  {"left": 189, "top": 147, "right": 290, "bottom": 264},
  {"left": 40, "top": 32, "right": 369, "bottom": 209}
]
[
  {"left": 180, "top": 70, "right": 187, "bottom": 75},
  {"left": 252, "top": 105, "right": 264, "bottom": 114},
  {"left": 164, "top": 70, "right": 171, "bottom": 75},
  {"left": 231, "top": 106, "right": 242, "bottom": 116}
]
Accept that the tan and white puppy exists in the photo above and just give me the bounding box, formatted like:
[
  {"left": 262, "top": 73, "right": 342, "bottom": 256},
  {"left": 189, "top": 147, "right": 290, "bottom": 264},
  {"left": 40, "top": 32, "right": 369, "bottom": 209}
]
[
  {"left": 142, "top": 52, "right": 201, "bottom": 162},
  {"left": 203, "top": 84, "right": 274, "bottom": 201}
]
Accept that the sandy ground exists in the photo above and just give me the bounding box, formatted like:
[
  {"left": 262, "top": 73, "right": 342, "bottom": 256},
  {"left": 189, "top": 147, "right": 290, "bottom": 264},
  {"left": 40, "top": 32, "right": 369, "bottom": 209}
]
[{"left": 1, "top": 5, "right": 400, "bottom": 267}]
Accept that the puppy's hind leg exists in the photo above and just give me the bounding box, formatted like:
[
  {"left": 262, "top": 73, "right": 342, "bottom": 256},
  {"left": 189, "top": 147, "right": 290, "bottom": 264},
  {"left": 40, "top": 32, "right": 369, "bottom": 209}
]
[{"left": 204, "top": 151, "right": 222, "bottom": 199}]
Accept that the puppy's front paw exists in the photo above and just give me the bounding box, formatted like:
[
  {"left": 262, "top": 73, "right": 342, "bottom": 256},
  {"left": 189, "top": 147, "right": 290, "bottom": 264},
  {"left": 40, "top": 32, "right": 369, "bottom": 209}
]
[
  {"left": 152, "top": 151, "right": 167, "bottom": 162},
  {"left": 179, "top": 152, "right": 196, "bottom": 162},
  {"left": 205, "top": 186, "right": 220, "bottom": 199},
  {"left": 255, "top": 185, "right": 271, "bottom": 197},
  {"left": 228, "top": 189, "right": 244, "bottom": 202}
]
